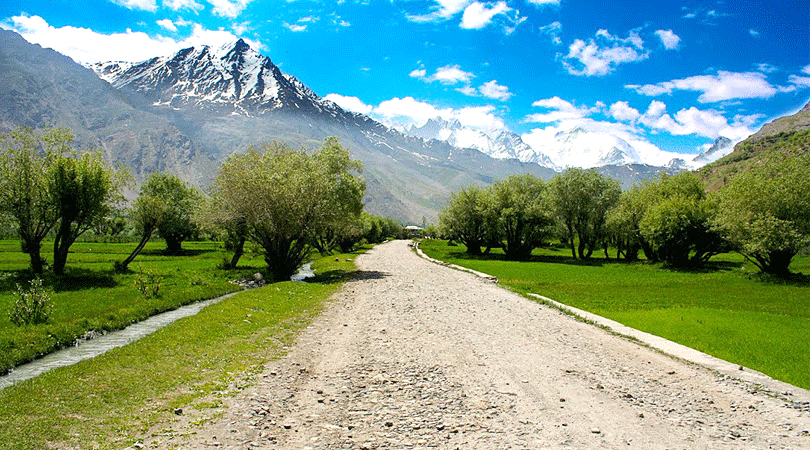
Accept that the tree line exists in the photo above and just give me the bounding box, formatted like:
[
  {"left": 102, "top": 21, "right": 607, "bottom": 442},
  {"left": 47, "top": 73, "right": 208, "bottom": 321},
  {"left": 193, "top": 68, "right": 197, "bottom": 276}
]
[
  {"left": 0, "top": 128, "right": 404, "bottom": 280},
  {"left": 439, "top": 157, "right": 810, "bottom": 276}
]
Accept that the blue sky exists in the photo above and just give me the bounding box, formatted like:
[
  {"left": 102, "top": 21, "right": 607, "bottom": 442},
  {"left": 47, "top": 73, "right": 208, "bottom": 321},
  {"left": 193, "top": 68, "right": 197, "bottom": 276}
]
[{"left": 1, "top": 0, "right": 809, "bottom": 157}]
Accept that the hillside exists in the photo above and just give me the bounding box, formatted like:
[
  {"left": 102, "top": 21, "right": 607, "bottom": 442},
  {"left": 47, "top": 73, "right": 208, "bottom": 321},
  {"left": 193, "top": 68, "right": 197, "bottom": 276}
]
[{"left": 700, "top": 102, "right": 810, "bottom": 190}]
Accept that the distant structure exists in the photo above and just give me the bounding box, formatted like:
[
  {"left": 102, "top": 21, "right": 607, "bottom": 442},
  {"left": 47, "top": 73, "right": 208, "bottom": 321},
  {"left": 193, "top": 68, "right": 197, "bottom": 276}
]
[{"left": 404, "top": 225, "right": 424, "bottom": 238}]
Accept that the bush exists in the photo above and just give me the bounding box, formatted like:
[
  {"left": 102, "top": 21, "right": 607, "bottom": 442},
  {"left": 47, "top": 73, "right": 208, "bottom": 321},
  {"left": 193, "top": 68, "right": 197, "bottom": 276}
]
[
  {"left": 134, "top": 267, "right": 163, "bottom": 299},
  {"left": 9, "top": 277, "right": 53, "bottom": 326}
]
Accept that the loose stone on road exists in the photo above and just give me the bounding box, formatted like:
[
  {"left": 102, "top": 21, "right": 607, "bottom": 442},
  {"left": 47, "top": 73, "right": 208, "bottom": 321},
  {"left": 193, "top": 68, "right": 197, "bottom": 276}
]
[{"left": 149, "top": 240, "right": 810, "bottom": 449}]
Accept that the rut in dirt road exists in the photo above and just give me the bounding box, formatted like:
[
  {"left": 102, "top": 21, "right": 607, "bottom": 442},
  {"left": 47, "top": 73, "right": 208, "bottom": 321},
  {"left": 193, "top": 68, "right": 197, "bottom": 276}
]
[{"left": 150, "top": 240, "right": 810, "bottom": 450}]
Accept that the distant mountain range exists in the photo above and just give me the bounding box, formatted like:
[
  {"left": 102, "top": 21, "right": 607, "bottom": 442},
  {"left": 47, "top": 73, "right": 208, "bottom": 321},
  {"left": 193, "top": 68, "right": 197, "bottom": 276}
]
[{"left": 0, "top": 30, "right": 747, "bottom": 220}]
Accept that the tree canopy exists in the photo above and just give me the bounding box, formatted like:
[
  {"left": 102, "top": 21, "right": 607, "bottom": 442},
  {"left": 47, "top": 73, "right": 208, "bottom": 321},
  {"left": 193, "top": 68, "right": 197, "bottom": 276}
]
[
  {"left": 0, "top": 127, "right": 123, "bottom": 274},
  {"left": 211, "top": 137, "right": 365, "bottom": 280},
  {"left": 715, "top": 153, "right": 810, "bottom": 274}
]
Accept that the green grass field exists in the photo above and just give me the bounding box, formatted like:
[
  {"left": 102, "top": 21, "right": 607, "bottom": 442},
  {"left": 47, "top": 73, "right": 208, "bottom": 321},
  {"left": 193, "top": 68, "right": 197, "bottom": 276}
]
[
  {"left": 0, "top": 240, "right": 273, "bottom": 373},
  {"left": 0, "top": 247, "right": 362, "bottom": 450},
  {"left": 420, "top": 240, "right": 810, "bottom": 390}
]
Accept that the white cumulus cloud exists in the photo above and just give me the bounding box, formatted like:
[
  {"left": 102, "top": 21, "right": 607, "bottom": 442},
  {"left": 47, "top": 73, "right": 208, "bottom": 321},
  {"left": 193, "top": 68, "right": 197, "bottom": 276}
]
[
  {"left": 108, "top": 0, "right": 158, "bottom": 12},
  {"left": 638, "top": 100, "right": 756, "bottom": 141},
  {"left": 626, "top": 71, "right": 778, "bottom": 103},
  {"left": 371, "top": 97, "right": 506, "bottom": 132},
  {"left": 538, "top": 21, "right": 562, "bottom": 45},
  {"left": 323, "top": 94, "right": 373, "bottom": 115},
  {"left": 478, "top": 80, "right": 512, "bottom": 101},
  {"left": 207, "top": 0, "right": 252, "bottom": 18},
  {"left": 524, "top": 96, "right": 601, "bottom": 123},
  {"left": 411, "top": 64, "right": 475, "bottom": 85},
  {"left": 654, "top": 29, "right": 680, "bottom": 50},
  {"left": 460, "top": 1, "right": 510, "bottom": 30},
  {"left": 284, "top": 23, "right": 307, "bottom": 32},
  {"left": 4, "top": 14, "right": 263, "bottom": 64},
  {"left": 156, "top": 19, "right": 178, "bottom": 32},
  {"left": 406, "top": 0, "right": 472, "bottom": 23},
  {"left": 562, "top": 29, "right": 649, "bottom": 76},
  {"left": 163, "top": 0, "right": 203, "bottom": 11},
  {"left": 609, "top": 101, "right": 641, "bottom": 122}
]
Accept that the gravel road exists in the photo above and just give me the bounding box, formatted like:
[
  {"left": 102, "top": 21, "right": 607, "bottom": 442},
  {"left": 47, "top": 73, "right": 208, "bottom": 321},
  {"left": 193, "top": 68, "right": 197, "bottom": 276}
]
[{"left": 149, "top": 240, "right": 810, "bottom": 449}]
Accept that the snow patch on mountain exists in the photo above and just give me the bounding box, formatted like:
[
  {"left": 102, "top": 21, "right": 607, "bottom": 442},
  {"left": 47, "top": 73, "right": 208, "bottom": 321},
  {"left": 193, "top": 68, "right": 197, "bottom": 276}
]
[
  {"left": 91, "top": 39, "right": 344, "bottom": 117},
  {"left": 406, "top": 118, "right": 556, "bottom": 169}
]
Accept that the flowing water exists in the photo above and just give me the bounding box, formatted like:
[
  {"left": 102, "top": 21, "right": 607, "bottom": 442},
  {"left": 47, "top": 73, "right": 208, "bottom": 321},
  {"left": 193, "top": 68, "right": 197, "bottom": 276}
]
[
  {"left": 1, "top": 264, "right": 317, "bottom": 390},
  {"left": 0, "top": 291, "right": 240, "bottom": 390}
]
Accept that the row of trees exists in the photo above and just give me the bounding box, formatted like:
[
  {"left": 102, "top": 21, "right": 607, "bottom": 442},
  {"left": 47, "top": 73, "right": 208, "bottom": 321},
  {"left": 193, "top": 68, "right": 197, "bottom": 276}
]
[
  {"left": 0, "top": 128, "right": 402, "bottom": 280},
  {"left": 440, "top": 158, "right": 810, "bottom": 275},
  {"left": 0, "top": 128, "right": 125, "bottom": 275}
]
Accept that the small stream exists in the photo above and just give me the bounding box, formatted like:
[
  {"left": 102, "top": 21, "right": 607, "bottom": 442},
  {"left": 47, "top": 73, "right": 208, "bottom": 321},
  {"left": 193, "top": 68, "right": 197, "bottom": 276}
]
[
  {"left": 290, "top": 262, "right": 315, "bottom": 282},
  {"left": 0, "top": 291, "right": 240, "bottom": 390},
  {"left": 0, "top": 263, "right": 318, "bottom": 391}
]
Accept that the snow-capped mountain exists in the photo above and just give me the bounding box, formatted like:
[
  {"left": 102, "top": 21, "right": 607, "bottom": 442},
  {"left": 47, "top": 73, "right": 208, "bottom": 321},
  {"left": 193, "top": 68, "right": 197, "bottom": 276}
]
[
  {"left": 80, "top": 37, "right": 554, "bottom": 221},
  {"left": 92, "top": 39, "right": 345, "bottom": 118},
  {"left": 547, "top": 126, "right": 643, "bottom": 169},
  {"left": 407, "top": 118, "right": 556, "bottom": 169},
  {"left": 691, "top": 137, "right": 734, "bottom": 165}
]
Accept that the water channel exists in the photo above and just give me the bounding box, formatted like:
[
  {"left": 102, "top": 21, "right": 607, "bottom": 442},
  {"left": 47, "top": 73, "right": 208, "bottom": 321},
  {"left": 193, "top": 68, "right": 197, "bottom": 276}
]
[{"left": 0, "top": 264, "right": 317, "bottom": 390}]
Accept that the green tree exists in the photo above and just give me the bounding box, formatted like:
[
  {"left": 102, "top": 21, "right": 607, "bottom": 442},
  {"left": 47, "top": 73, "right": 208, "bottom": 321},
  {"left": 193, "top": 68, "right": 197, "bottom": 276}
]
[
  {"left": 0, "top": 128, "right": 62, "bottom": 273},
  {"left": 211, "top": 138, "right": 365, "bottom": 280},
  {"left": 118, "top": 173, "right": 197, "bottom": 270},
  {"left": 715, "top": 154, "right": 810, "bottom": 274},
  {"left": 438, "top": 185, "right": 492, "bottom": 255},
  {"left": 147, "top": 174, "right": 201, "bottom": 254},
  {"left": 638, "top": 172, "right": 726, "bottom": 267},
  {"left": 1, "top": 127, "right": 123, "bottom": 274},
  {"left": 490, "top": 174, "right": 554, "bottom": 260},
  {"left": 550, "top": 168, "right": 620, "bottom": 260},
  {"left": 50, "top": 151, "right": 124, "bottom": 274}
]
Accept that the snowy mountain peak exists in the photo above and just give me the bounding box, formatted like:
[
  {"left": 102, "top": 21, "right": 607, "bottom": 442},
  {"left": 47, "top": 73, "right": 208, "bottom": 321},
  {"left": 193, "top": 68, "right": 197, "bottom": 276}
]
[
  {"left": 691, "top": 136, "right": 735, "bottom": 165},
  {"left": 405, "top": 117, "right": 556, "bottom": 169},
  {"left": 547, "top": 126, "right": 641, "bottom": 169},
  {"left": 91, "top": 40, "right": 340, "bottom": 116}
]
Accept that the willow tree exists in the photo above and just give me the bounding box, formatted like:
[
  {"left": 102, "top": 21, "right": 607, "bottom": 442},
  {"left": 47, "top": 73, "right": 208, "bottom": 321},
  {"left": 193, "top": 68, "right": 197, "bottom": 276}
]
[
  {"left": 119, "top": 173, "right": 197, "bottom": 270},
  {"left": 550, "top": 168, "right": 620, "bottom": 260},
  {"left": 715, "top": 154, "right": 810, "bottom": 275},
  {"left": 438, "top": 185, "right": 493, "bottom": 255},
  {"left": 490, "top": 174, "right": 554, "bottom": 260},
  {"left": 211, "top": 137, "right": 365, "bottom": 280},
  {"left": 0, "top": 127, "right": 122, "bottom": 274},
  {"left": 50, "top": 151, "right": 124, "bottom": 274}
]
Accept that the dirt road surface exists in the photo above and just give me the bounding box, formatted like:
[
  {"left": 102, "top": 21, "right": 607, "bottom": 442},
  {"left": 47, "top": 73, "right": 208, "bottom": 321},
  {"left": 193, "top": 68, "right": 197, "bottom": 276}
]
[{"left": 148, "top": 240, "right": 810, "bottom": 449}]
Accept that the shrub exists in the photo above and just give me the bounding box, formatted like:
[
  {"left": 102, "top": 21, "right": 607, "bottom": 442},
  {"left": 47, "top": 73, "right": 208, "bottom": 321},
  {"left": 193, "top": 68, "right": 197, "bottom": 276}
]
[
  {"left": 9, "top": 277, "right": 53, "bottom": 326},
  {"left": 134, "top": 267, "right": 163, "bottom": 299}
]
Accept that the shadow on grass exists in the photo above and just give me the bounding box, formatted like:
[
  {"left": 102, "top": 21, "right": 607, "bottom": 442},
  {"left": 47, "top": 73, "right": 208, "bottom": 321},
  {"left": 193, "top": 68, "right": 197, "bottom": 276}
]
[
  {"left": 748, "top": 271, "right": 810, "bottom": 287},
  {"left": 309, "top": 269, "right": 390, "bottom": 285},
  {"left": 447, "top": 250, "right": 610, "bottom": 267},
  {"left": 660, "top": 260, "right": 742, "bottom": 274},
  {"left": 137, "top": 248, "right": 213, "bottom": 257},
  {"left": 52, "top": 269, "right": 118, "bottom": 292}
]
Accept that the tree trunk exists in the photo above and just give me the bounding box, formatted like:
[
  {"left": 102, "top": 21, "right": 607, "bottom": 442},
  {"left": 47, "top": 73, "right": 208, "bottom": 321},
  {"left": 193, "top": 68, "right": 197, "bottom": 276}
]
[
  {"left": 25, "top": 240, "right": 44, "bottom": 274},
  {"left": 52, "top": 220, "right": 72, "bottom": 275},
  {"left": 229, "top": 236, "right": 246, "bottom": 268},
  {"left": 120, "top": 230, "right": 153, "bottom": 271}
]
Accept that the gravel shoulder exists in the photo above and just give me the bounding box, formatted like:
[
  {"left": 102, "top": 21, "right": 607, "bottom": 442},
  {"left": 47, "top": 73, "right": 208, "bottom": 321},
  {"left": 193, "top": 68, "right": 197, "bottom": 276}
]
[{"left": 146, "top": 240, "right": 810, "bottom": 449}]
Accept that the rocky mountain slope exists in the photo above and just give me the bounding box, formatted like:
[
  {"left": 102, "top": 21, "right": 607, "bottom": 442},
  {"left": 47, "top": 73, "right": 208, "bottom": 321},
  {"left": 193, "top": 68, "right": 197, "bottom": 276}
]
[
  {"left": 0, "top": 31, "right": 556, "bottom": 222},
  {"left": 0, "top": 29, "right": 212, "bottom": 186}
]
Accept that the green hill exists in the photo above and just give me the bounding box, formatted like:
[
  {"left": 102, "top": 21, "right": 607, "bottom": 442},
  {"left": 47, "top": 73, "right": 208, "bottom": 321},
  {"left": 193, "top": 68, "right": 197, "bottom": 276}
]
[{"left": 700, "top": 102, "right": 810, "bottom": 190}]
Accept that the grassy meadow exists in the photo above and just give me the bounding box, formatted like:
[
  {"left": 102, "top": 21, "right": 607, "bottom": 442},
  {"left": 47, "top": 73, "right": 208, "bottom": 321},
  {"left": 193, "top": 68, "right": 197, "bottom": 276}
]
[
  {"left": 0, "top": 240, "right": 270, "bottom": 373},
  {"left": 0, "top": 245, "right": 363, "bottom": 449},
  {"left": 420, "top": 240, "right": 810, "bottom": 390}
]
